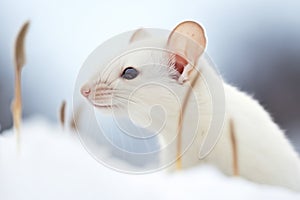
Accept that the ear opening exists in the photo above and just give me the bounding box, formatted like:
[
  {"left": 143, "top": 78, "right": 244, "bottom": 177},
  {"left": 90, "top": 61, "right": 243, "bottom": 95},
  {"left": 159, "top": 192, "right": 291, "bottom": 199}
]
[{"left": 173, "top": 54, "right": 188, "bottom": 75}]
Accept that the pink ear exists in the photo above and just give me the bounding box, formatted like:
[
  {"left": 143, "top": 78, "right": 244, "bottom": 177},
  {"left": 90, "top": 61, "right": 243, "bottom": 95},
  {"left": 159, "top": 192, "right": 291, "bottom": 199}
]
[
  {"left": 167, "top": 21, "right": 207, "bottom": 77},
  {"left": 174, "top": 54, "right": 188, "bottom": 74}
]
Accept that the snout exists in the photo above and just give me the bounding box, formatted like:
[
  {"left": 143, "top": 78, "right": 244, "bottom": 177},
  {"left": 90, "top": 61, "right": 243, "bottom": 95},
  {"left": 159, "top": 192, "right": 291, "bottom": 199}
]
[
  {"left": 81, "top": 85, "right": 91, "bottom": 97},
  {"left": 80, "top": 83, "right": 115, "bottom": 110}
]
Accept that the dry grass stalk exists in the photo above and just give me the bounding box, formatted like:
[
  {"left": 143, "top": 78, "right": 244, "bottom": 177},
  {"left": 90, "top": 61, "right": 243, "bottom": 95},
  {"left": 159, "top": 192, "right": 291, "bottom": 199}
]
[
  {"left": 11, "top": 21, "right": 30, "bottom": 149},
  {"left": 70, "top": 105, "right": 82, "bottom": 132},
  {"left": 59, "top": 100, "right": 66, "bottom": 128},
  {"left": 230, "top": 118, "right": 239, "bottom": 176},
  {"left": 176, "top": 66, "right": 201, "bottom": 170}
]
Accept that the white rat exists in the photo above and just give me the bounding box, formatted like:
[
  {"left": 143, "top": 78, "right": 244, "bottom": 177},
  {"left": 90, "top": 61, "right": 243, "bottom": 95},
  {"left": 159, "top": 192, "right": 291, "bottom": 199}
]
[{"left": 81, "top": 21, "right": 300, "bottom": 191}]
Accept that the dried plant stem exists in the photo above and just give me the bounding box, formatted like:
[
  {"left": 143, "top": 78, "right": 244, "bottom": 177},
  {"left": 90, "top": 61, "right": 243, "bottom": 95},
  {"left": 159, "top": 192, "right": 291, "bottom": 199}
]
[
  {"left": 11, "top": 72, "right": 22, "bottom": 149},
  {"left": 176, "top": 67, "right": 201, "bottom": 170},
  {"left": 11, "top": 21, "right": 30, "bottom": 150},
  {"left": 59, "top": 101, "right": 66, "bottom": 129},
  {"left": 70, "top": 104, "right": 82, "bottom": 132},
  {"left": 229, "top": 118, "right": 239, "bottom": 176}
]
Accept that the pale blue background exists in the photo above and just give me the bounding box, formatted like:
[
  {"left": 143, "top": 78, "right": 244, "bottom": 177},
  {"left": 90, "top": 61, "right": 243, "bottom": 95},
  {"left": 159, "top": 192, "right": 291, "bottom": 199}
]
[{"left": 0, "top": 0, "right": 299, "bottom": 151}]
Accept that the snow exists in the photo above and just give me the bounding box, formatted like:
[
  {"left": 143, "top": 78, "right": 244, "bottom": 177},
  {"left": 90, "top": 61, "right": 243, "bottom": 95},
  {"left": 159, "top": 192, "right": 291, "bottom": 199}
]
[{"left": 0, "top": 117, "right": 299, "bottom": 200}]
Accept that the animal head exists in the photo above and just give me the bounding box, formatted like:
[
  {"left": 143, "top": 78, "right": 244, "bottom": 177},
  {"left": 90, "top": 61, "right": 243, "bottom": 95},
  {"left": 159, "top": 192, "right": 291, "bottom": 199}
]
[{"left": 81, "top": 21, "right": 207, "bottom": 127}]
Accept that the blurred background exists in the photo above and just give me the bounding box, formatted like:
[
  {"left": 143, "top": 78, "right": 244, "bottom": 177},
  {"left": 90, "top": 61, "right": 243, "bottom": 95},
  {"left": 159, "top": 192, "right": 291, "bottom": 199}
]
[{"left": 0, "top": 0, "right": 299, "bottom": 152}]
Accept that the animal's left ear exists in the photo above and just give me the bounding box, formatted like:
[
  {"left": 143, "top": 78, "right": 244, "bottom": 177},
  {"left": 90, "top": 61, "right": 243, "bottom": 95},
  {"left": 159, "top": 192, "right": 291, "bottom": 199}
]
[
  {"left": 129, "top": 28, "right": 150, "bottom": 43},
  {"left": 167, "top": 21, "right": 207, "bottom": 83}
]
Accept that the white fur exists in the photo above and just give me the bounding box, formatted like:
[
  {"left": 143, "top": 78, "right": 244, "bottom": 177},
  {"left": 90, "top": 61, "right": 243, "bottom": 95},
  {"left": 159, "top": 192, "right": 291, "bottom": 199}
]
[
  {"left": 158, "top": 56, "right": 300, "bottom": 191},
  {"left": 83, "top": 35, "right": 300, "bottom": 192},
  {"left": 174, "top": 58, "right": 300, "bottom": 191}
]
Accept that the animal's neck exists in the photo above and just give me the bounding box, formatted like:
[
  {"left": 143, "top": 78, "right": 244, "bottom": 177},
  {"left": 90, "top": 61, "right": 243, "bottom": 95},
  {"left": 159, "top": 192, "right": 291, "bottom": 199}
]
[{"left": 156, "top": 58, "right": 216, "bottom": 167}]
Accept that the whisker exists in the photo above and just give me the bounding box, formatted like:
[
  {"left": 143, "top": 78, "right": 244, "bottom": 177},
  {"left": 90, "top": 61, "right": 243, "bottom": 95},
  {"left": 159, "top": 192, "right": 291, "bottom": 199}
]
[
  {"left": 94, "top": 92, "right": 114, "bottom": 97},
  {"left": 111, "top": 97, "right": 129, "bottom": 106},
  {"left": 104, "top": 59, "right": 123, "bottom": 85},
  {"left": 95, "top": 73, "right": 103, "bottom": 85},
  {"left": 112, "top": 88, "right": 139, "bottom": 96},
  {"left": 93, "top": 97, "right": 113, "bottom": 102},
  {"left": 95, "top": 87, "right": 113, "bottom": 92},
  {"left": 107, "top": 77, "right": 121, "bottom": 87},
  {"left": 115, "top": 99, "right": 126, "bottom": 105},
  {"left": 104, "top": 68, "right": 115, "bottom": 84},
  {"left": 113, "top": 94, "right": 130, "bottom": 101},
  {"left": 113, "top": 94, "right": 139, "bottom": 105},
  {"left": 111, "top": 98, "right": 127, "bottom": 108}
]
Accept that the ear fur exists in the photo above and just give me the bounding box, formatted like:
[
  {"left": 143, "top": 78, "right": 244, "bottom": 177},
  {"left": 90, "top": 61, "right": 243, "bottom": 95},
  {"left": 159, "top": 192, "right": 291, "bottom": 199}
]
[{"left": 167, "top": 21, "right": 207, "bottom": 83}]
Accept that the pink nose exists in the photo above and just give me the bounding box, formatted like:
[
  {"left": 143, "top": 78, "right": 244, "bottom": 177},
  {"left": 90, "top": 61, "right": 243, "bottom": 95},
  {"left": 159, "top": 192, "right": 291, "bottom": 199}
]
[{"left": 81, "top": 86, "right": 91, "bottom": 97}]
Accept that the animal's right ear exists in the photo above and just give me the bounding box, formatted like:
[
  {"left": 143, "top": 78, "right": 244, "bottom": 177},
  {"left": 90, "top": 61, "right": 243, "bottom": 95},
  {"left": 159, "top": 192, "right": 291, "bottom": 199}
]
[{"left": 129, "top": 28, "right": 150, "bottom": 43}]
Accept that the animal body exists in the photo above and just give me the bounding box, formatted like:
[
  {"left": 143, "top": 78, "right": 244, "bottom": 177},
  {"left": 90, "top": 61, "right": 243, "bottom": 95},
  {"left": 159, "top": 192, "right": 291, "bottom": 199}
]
[{"left": 81, "top": 21, "right": 300, "bottom": 191}]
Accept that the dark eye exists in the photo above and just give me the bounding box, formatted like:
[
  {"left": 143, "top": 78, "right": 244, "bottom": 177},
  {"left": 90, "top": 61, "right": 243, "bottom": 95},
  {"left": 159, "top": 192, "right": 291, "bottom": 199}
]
[{"left": 121, "top": 67, "right": 139, "bottom": 80}]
